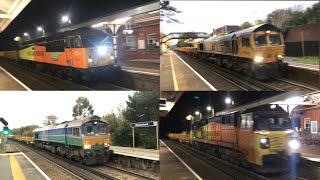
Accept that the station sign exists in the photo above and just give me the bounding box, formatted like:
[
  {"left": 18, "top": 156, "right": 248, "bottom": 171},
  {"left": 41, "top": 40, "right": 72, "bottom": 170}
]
[{"left": 130, "top": 121, "right": 158, "bottom": 128}]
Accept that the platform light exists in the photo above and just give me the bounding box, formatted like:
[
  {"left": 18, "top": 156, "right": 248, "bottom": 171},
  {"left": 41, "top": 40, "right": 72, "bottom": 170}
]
[
  {"left": 91, "top": 23, "right": 104, "bottom": 28},
  {"left": 148, "top": 10, "right": 160, "bottom": 14},
  {"left": 14, "top": 36, "right": 21, "bottom": 42},
  {"left": 270, "top": 104, "right": 276, "bottom": 109},
  {"left": 62, "top": 16, "right": 69, "bottom": 22},
  {"left": 195, "top": 111, "right": 200, "bottom": 115},
  {"left": 37, "top": 27, "right": 43, "bottom": 31},
  {"left": 266, "top": 30, "right": 271, "bottom": 34},
  {"left": 206, "top": 106, "right": 212, "bottom": 111},
  {"left": 225, "top": 97, "right": 232, "bottom": 104},
  {"left": 23, "top": 32, "right": 29, "bottom": 36}
]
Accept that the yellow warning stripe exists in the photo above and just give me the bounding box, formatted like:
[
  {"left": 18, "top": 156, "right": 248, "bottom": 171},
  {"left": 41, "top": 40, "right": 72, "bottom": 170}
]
[{"left": 9, "top": 155, "right": 26, "bottom": 180}]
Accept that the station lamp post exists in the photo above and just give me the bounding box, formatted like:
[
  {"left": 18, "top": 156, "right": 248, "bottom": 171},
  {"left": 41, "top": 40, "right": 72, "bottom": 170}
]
[
  {"left": 23, "top": 32, "right": 30, "bottom": 40},
  {"left": 62, "top": 15, "right": 71, "bottom": 24},
  {"left": 225, "top": 97, "right": 234, "bottom": 105},
  {"left": 37, "top": 27, "right": 45, "bottom": 37},
  {"left": 207, "top": 106, "right": 214, "bottom": 117},
  {"left": 195, "top": 111, "right": 202, "bottom": 120}
]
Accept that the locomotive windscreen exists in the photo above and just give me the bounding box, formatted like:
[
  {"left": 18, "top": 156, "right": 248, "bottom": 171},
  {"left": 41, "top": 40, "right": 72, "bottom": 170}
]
[
  {"left": 254, "top": 112, "right": 291, "bottom": 131},
  {"left": 82, "top": 121, "right": 109, "bottom": 135}
]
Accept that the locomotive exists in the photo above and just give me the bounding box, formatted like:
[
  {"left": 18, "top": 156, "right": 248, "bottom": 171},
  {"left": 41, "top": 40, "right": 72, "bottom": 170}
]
[
  {"left": 0, "top": 27, "right": 119, "bottom": 82},
  {"left": 10, "top": 115, "right": 113, "bottom": 165},
  {"left": 169, "top": 104, "right": 300, "bottom": 173},
  {"left": 175, "top": 24, "right": 287, "bottom": 80}
]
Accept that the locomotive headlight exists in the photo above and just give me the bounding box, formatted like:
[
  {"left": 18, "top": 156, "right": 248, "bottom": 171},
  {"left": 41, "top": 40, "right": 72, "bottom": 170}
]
[
  {"left": 84, "top": 144, "right": 92, "bottom": 149},
  {"left": 288, "top": 139, "right": 300, "bottom": 150},
  {"left": 254, "top": 56, "right": 264, "bottom": 63},
  {"left": 260, "top": 138, "right": 270, "bottom": 149},
  {"left": 104, "top": 142, "right": 109, "bottom": 147},
  {"left": 277, "top": 54, "right": 284, "bottom": 60},
  {"left": 97, "top": 45, "right": 108, "bottom": 56},
  {"left": 88, "top": 58, "right": 93, "bottom": 63}
]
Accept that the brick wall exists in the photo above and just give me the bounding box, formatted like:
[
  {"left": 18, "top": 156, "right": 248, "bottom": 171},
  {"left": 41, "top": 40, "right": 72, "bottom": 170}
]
[{"left": 117, "top": 20, "right": 160, "bottom": 60}]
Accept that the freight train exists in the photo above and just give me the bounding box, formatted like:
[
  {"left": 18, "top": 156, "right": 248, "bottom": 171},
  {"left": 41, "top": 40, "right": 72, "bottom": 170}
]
[
  {"left": 169, "top": 104, "right": 300, "bottom": 173},
  {"left": 175, "top": 24, "right": 288, "bottom": 80},
  {"left": 9, "top": 115, "right": 113, "bottom": 165},
  {"left": 0, "top": 27, "right": 119, "bottom": 83}
]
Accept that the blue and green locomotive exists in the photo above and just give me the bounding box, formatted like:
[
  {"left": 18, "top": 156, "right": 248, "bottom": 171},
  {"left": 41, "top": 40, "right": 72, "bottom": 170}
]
[{"left": 33, "top": 115, "right": 113, "bottom": 165}]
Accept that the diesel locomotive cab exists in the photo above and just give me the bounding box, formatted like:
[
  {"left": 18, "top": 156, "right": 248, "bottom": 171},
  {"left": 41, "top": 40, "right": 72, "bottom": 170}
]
[
  {"left": 249, "top": 105, "right": 300, "bottom": 172},
  {"left": 252, "top": 31, "right": 285, "bottom": 64},
  {"left": 80, "top": 120, "right": 113, "bottom": 165},
  {"left": 81, "top": 31, "right": 115, "bottom": 67}
]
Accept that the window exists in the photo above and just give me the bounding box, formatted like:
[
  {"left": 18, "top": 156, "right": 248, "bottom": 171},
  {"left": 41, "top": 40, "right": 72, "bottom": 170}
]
[
  {"left": 126, "top": 36, "right": 136, "bottom": 50},
  {"left": 242, "top": 37, "right": 250, "bottom": 47},
  {"left": 73, "top": 128, "right": 80, "bottom": 137},
  {"left": 240, "top": 113, "right": 253, "bottom": 129},
  {"left": 147, "top": 34, "right": 158, "bottom": 49},
  {"left": 254, "top": 35, "right": 267, "bottom": 46},
  {"left": 305, "top": 118, "right": 311, "bottom": 129},
  {"left": 269, "top": 34, "right": 281, "bottom": 45}
]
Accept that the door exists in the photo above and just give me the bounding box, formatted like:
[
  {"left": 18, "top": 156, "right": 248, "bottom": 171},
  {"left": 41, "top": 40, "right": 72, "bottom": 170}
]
[{"left": 65, "top": 37, "right": 73, "bottom": 66}]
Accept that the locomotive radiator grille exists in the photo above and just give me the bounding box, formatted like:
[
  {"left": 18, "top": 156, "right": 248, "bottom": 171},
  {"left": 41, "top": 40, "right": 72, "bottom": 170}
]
[{"left": 269, "top": 136, "right": 285, "bottom": 152}]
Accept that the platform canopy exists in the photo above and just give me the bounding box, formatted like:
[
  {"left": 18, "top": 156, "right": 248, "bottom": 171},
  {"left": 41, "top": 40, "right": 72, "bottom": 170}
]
[{"left": 0, "top": 0, "right": 31, "bottom": 33}]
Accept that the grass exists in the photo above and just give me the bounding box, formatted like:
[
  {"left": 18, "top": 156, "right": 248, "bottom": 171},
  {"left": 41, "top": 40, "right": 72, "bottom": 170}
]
[{"left": 297, "top": 56, "right": 320, "bottom": 63}]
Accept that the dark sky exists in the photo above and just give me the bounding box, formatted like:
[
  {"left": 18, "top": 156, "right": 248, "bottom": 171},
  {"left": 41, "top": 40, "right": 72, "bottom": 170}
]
[
  {"left": 160, "top": 91, "right": 284, "bottom": 136},
  {"left": 0, "top": 0, "right": 156, "bottom": 50}
]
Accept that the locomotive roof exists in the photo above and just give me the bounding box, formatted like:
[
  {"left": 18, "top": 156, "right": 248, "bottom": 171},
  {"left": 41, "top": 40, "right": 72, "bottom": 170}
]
[
  {"left": 202, "top": 24, "right": 281, "bottom": 42},
  {"left": 33, "top": 115, "right": 106, "bottom": 132}
]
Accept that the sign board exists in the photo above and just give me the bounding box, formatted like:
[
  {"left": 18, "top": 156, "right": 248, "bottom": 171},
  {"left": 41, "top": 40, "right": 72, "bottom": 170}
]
[
  {"left": 130, "top": 121, "right": 158, "bottom": 128},
  {"left": 311, "top": 121, "right": 318, "bottom": 134}
]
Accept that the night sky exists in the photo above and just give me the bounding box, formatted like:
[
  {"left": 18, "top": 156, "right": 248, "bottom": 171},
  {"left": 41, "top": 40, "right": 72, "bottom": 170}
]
[
  {"left": 0, "top": 0, "right": 156, "bottom": 50},
  {"left": 160, "top": 91, "right": 284, "bottom": 137}
]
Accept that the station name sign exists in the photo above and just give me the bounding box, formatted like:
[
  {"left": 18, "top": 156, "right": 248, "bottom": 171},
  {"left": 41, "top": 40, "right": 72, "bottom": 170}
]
[{"left": 130, "top": 121, "right": 158, "bottom": 128}]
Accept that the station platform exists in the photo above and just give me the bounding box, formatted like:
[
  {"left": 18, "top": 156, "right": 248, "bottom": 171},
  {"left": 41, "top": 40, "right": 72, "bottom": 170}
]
[
  {"left": 300, "top": 144, "right": 320, "bottom": 163},
  {"left": 110, "top": 146, "right": 159, "bottom": 161},
  {"left": 284, "top": 57, "right": 319, "bottom": 72},
  {"left": 117, "top": 59, "right": 160, "bottom": 76},
  {"left": 0, "top": 66, "right": 30, "bottom": 90},
  {"left": 160, "top": 50, "right": 214, "bottom": 91},
  {"left": 160, "top": 140, "right": 200, "bottom": 180},
  {"left": 0, "top": 143, "right": 49, "bottom": 180}
]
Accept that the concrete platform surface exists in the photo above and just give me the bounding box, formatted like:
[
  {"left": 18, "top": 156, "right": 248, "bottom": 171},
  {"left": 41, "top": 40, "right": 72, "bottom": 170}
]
[
  {"left": 300, "top": 145, "right": 320, "bottom": 163},
  {"left": 160, "top": 140, "right": 200, "bottom": 180},
  {"left": 0, "top": 152, "right": 50, "bottom": 180},
  {"left": 110, "top": 146, "right": 159, "bottom": 161},
  {"left": 117, "top": 58, "right": 160, "bottom": 76},
  {"left": 284, "top": 57, "right": 319, "bottom": 71},
  {"left": 160, "top": 50, "right": 214, "bottom": 91},
  {"left": 0, "top": 66, "right": 30, "bottom": 90}
]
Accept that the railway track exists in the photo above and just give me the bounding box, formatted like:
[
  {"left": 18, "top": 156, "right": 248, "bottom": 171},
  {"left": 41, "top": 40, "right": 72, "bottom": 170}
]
[
  {"left": 10, "top": 140, "right": 118, "bottom": 180},
  {"left": 164, "top": 139, "right": 268, "bottom": 180},
  {"left": 175, "top": 51, "right": 318, "bottom": 91},
  {"left": 10, "top": 140, "right": 156, "bottom": 180},
  {"left": 104, "top": 164, "right": 157, "bottom": 180}
]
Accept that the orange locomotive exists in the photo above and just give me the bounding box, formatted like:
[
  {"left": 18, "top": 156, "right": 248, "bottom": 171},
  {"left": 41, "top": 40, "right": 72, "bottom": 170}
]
[{"left": 0, "top": 27, "right": 118, "bottom": 82}]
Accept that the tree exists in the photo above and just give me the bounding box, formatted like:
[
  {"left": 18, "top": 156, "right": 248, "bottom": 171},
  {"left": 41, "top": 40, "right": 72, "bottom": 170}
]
[
  {"left": 266, "top": 8, "right": 294, "bottom": 31},
  {"left": 160, "top": 0, "right": 182, "bottom": 23},
  {"left": 11, "top": 125, "right": 38, "bottom": 136},
  {"left": 240, "top": 22, "right": 253, "bottom": 29},
  {"left": 72, "top": 97, "right": 94, "bottom": 119},
  {"left": 254, "top": 19, "right": 265, "bottom": 25},
  {"left": 122, "top": 91, "right": 159, "bottom": 149},
  {"left": 44, "top": 115, "right": 58, "bottom": 126}
]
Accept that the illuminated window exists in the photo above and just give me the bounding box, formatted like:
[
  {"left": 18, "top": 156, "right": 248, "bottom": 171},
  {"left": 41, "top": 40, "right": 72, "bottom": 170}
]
[
  {"left": 147, "top": 34, "right": 158, "bottom": 49},
  {"left": 304, "top": 118, "right": 311, "bottom": 129},
  {"left": 126, "top": 36, "right": 136, "bottom": 50}
]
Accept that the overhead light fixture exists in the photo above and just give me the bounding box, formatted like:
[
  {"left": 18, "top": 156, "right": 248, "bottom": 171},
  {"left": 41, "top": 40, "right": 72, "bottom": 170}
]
[
  {"left": 92, "top": 23, "right": 104, "bottom": 28},
  {"left": 148, "top": 10, "right": 160, "bottom": 14},
  {"left": 113, "top": 17, "right": 132, "bottom": 24}
]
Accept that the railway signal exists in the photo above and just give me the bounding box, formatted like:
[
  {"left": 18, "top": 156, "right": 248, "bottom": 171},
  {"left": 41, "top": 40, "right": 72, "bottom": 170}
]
[{"left": 2, "top": 126, "right": 9, "bottom": 136}]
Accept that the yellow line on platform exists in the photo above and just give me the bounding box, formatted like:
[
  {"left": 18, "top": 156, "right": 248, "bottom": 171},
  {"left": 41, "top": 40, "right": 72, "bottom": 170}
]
[
  {"left": 0, "top": 152, "right": 23, "bottom": 156},
  {"left": 9, "top": 154, "right": 26, "bottom": 180},
  {"left": 169, "top": 54, "right": 179, "bottom": 91}
]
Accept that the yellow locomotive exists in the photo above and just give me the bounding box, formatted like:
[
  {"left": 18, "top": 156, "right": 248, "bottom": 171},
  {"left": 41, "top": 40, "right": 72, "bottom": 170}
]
[
  {"left": 169, "top": 104, "right": 300, "bottom": 173},
  {"left": 176, "top": 24, "right": 287, "bottom": 80}
]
